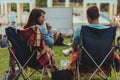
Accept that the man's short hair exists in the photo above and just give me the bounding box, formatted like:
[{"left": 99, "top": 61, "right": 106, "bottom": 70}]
[{"left": 87, "top": 6, "right": 100, "bottom": 20}]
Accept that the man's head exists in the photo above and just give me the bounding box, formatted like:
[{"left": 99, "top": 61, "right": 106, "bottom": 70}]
[{"left": 87, "top": 6, "right": 100, "bottom": 23}]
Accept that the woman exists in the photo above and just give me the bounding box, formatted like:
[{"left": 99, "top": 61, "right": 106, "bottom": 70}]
[
  {"left": 24, "top": 8, "right": 54, "bottom": 48},
  {"left": 9, "top": 8, "right": 55, "bottom": 78},
  {"left": 24, "top": 8, "right": 55, "bottom": 74}
]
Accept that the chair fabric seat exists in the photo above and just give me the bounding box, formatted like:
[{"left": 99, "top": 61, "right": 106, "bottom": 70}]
[{"left": 79, "top": 26, "right": 116, "bottom": 75}]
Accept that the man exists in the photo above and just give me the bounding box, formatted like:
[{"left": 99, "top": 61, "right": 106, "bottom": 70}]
[
  {"left": 72, "top": 6, "right": 109, "bottom": 50},
  {"left": 69, "top": 6, "right": 120, "bottom": 80},
  {"left": 72, "top": 6, "right": 120, "bottom": 61}
]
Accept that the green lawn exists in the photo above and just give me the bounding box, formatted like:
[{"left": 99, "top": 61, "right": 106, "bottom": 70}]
[
  {"left": 0, "top": 49, "right": 10, "bottom": 78},
  {"left": 0, "top": 38, "right": 120, "bottom": 80}
]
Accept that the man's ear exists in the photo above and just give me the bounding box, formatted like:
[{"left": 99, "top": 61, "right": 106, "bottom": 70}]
[{"left": 87, "top": 16, "right": 91, "bottom": 23}]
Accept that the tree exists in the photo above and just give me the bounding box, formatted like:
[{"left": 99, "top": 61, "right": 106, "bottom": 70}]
[
  {"left": 11, "top": 3, "right": 17, "bottom": 12},
  {"left": 117, "top": 0, "right": 120, "bottom": 14},
  {"left": 100, "top": 3, "right": 109, "bottom": 12},
  {"left": 36, "top": 0, "right": 47, "bottom": 7},
  {"left": 11, "top": 3, "right": 29, "bottom": 12},
  {"left": 23, "top": 3, "right": 29, "bottom": 12},
  {"left": 11, "top": 0, "right": 47, "bottom": 12}
]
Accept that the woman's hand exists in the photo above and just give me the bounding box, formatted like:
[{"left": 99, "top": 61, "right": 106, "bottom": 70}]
[{"left": 46, "top": 23, "right": 52, "bottom": 30}]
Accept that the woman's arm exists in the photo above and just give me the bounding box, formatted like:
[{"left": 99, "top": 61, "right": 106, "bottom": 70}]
[
  {"left": 41, "top": 29, "right": 54, "bottom": 48},
  {"left": 37, "top": 24, "right": 54, "bottom": 48}
]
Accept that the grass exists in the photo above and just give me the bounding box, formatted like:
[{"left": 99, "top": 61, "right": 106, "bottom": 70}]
[
  {"left": 0, "top": 49, "right": 9, "bottom": 77},
  {"left": 0, "top": 38, "right": 120, "bottom": 80},
  {"left": 0, "top": 38, "right": 71, "bottom": 80}
]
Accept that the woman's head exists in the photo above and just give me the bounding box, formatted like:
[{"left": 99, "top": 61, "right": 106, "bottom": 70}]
[
  {"left": 87, "top": 6, "right": 100, "bottom": 23},
  {"left": 24, "top": 8, "right": 45, "bottom": 28}
]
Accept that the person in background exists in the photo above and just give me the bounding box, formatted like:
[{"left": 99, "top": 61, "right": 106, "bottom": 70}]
[
  {"left": 54, "top": 33, "right": 64, "bottom": 46},
  {"left": 10, "top": 21, "right": 16, "bottom": 28},
  {"left": 1, "top": 35, "right": 7, "bottom": 48},
  {"left": 52, "top": 29, "right": 58, "bottom": 44}
]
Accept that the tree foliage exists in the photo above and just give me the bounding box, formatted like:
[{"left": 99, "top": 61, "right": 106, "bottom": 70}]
[
  {"left": 11, "top": 0, "right": 120, "bottom": 14},
  {"left": 36, "top": 0, "right": 47, "bottom": 7},
  {"left": 11, "top": 0, "right": 47, "bottom": 11},
  {"left": 100, "top": 3, "right": 109, "bottom": 12},
  {"left": 11, "top": 3, "right": 17, "bottom": 12},
  {"left": 117, "top": 0, "right": 120, "bottom": 13},
  {"left": 23, "top": 3, "right": 29, "bottom": 12}
]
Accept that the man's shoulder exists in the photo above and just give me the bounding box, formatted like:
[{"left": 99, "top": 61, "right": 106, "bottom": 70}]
[
  {"left": 75, "top": 26, "right": 82, "bottom": 31},
  {"left": 88, "top": 24, "right": 110, "bottom": 29}
]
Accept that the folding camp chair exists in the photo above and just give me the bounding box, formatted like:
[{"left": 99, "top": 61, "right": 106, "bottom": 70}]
[
  {"left": 5, "top": 27, "right": 47, "bottom": 80},
  {"left": 7, "top": 42, "right": 44, "bottom": 80},
  {"left": 77, "top": 26, "right": 119, "bottom": 80}
]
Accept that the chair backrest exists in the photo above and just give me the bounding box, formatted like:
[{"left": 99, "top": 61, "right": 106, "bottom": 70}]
[
  {"left": 5, "top": 27, "right": 42, "bottom": 68},
  {"left": 79, "top": 26, "right": 116, "bottom": 66}
]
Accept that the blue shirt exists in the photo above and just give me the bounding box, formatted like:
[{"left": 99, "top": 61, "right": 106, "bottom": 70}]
[
  {"left": 73, "top": 24, "right": 110, "bottom": 44},
  {"left": 36, "top": 24, "right": 54, "bottom": 48}
]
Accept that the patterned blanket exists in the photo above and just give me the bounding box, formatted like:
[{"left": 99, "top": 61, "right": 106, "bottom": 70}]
[{"left": 16, "top": 26, "right": 55, "bottom": 71}]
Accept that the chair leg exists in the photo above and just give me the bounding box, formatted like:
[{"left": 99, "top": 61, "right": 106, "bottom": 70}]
[
  {"left": 113, "top": 62, "right": 119, "bottom": 80},
  {"left": 82, "top": 47, "right": 113, "bottom": 79},
  {"left": 104, "top": 78, "right": 109, "bottom": 80},
  {"left": 77, "top": 64, "right": 80, "bottom": 80},
  {"left": 98, "top": 73, "right": 108, "bottom": 80},
  {"left": 29, "top": 70, "right": 37, "bottom": 78},
  {"left": 40, "top": 68, "right": 44, "bottom": 80},
  {"left": 17, "top": 64, "right": 27, "bottom": 80},
  {"left": 13, "top": 67, "right": 30, "bottom": 80},
  {"left": 6, "top": 68, "right": 11, "bottom": 80}
]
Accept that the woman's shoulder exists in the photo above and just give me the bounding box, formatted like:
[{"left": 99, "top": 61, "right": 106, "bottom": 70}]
[{"left": 36, "top": 24, "right": 46, "bottom": 30}]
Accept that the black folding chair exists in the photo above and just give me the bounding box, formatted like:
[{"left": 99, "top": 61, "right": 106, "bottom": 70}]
[
  {"left": 77, "top": 26, "right": 119, "bottom": 80},
  {"left": 5, "top": 27, "right": 45, "bottom": 80}
]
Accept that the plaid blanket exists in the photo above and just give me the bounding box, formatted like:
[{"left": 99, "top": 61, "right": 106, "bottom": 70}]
[
  {"left": 17, "top": 26, "right": 55, "bottom": 71},
  {"left": 18, "top": 26, "right": 43, "bottom": 47}
]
